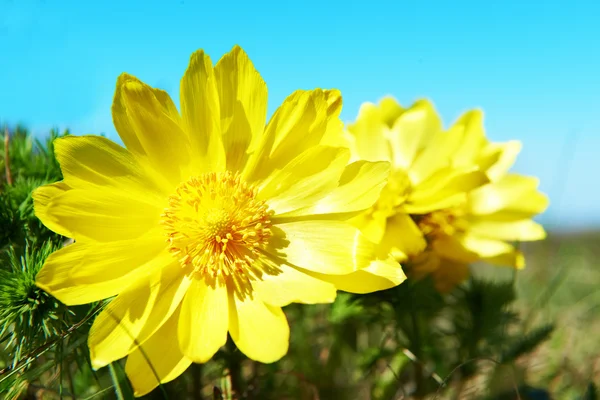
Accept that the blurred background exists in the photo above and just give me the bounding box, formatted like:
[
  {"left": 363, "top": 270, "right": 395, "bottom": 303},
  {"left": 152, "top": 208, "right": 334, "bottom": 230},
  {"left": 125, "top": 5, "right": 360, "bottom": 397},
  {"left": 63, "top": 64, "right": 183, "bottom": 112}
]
[{"left": 1, "top": 0, "right": 599, "bottom": 397}]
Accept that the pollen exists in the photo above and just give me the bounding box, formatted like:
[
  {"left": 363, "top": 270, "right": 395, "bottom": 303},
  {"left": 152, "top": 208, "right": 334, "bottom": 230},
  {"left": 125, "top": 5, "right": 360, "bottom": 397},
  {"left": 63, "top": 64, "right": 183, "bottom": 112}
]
[{"left": 161, "top": 171, "right": 274, "bottom": 283}]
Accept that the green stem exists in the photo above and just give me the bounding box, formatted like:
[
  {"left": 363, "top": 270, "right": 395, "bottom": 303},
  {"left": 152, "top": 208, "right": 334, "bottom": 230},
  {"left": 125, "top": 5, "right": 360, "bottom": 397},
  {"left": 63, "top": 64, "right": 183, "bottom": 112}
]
[
  {"left": 409, "top": 291, "right": 425, "bottom": 399},
  {"left": 108, "top": 363, "right": 125, "bottom": 400},
  {"left": 191, "top": 363, "right": 203, "bottom": 398},
  {"left": 58, "top": 340, "right": 64, "bottom": 400},
  {"left": 226, "top": 338, "right": 244, "bottom": 398},
  {"left": 65, "top": 356, "right": 76, "bottom": 400}
]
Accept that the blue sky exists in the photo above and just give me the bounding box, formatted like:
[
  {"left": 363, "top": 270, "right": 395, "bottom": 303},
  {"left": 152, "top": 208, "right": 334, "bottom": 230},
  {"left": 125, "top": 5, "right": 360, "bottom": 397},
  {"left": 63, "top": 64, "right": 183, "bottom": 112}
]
[{"left": 1, "top": 0, "right": 598, "bottom": 230}]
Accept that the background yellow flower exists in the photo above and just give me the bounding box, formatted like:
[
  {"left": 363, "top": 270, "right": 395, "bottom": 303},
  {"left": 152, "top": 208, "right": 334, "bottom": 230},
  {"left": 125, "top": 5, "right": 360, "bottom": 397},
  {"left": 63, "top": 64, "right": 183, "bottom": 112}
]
[
  {"left": 346, "top": 97, "right": 548, "bottom": 292},
  {"left": 345, "top": 97, "right": 489, "bottom": 262},
  {"left": 415, "top": 110, "right": 549, "bottom": 291}
]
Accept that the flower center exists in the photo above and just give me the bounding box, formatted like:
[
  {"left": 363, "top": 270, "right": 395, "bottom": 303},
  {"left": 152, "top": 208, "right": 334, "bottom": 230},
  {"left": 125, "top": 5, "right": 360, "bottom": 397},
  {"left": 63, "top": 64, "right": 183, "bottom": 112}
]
[
  {"left": 414, "top": 208, "right": 467, "bottom": 240},
  {"left": 161, "top": 171, "right": 274, "bottom": 283}
]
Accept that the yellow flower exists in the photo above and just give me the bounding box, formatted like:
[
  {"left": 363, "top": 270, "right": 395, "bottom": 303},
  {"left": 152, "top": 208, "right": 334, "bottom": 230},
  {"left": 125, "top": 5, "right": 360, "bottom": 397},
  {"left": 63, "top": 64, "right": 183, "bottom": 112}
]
[
  {"left": 416, "top": 110, "right": 548, "bottom": 289},
  {"left": 33, "top": 46, "right": 405, "bottom": 396},
  {"left": 345, "top": 97, "right": 489, "bottom": 262},
  {"left": 346, "top": 97, "right": 548, "bottom": 293}
]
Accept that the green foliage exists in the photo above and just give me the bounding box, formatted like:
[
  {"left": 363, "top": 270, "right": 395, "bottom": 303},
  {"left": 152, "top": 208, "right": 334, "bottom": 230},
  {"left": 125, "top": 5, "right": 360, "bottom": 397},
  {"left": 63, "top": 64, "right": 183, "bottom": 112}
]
[
  {"left": 0, "top": 126, "right": 101, "bottom": 399},
  {"left": 0, "top": 128, "right": 72, "bottom": 368},
  {"left": 0, "top": 241, "right": 72, "bottom": 364},
  {"left": 1, "top": 125, "right": 64, "bottom": 183},
  {"left": 1, "top": 126, "right": 66, "bottom": 250},
  {"left": 455, "top": 279, "right": 519, "bottom": 348},
  {"left": 499, "top": 323, "right": 554, "bottom": 364}
]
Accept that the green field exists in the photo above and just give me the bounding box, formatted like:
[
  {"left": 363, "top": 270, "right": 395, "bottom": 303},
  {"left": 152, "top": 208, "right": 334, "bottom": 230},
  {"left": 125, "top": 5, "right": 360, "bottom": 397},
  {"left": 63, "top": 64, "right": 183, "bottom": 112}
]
[{"left": 514, "top": 230, "right": 600, "bottom": 398}]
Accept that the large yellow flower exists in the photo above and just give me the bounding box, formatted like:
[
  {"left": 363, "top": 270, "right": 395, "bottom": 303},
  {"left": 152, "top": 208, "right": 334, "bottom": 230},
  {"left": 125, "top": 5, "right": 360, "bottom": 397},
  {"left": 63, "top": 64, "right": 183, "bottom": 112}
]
[
  {"left": 33, "top": 46, "right": 405, "bottom": 396},
  {"left": 346, "top": 97, "right": 548, "bottom": 292}
]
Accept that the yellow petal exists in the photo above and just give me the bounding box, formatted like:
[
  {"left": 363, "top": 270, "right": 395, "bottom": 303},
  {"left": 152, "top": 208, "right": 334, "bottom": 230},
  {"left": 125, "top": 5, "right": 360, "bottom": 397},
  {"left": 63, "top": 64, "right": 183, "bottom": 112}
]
[
  {"left": 378, "top": 96, "right": 404, "bottom": 127},
  {"left": 405, "top": 169, "right": 489, "bottom": 214},
  {"left": 468, "top": 174, "right": 549, "bottom": 216},
  {"left": 180, "top": 50, "right": 226, "bottom": 173},
  {"left": 36, "top": 234, "right": 170, "bottom": 305},
  {"left": 311, "top": 258, "right": 406, "bottom": 294},
  {"left": 32, "top": 181, "right": 72, "bottom": 237},
  {"left": 325, "top": 89, "right": 343, "bottom": 114},
  {"left": 252, "top": 260, "right": 337, "bottom": 307},
  {"left": 214, "top": 45, "right": 267, "bottom": 172},
  {"left": 484, "top": 249, "right": 525, "bottom": 269},
  {"left": 404, "top": 193, "right": 467, "bottom": 215},
  {"left": 448, "top": 109, "right": 486, "bottom": 168},
  {"left": 125, "top": 307, "right": 192, "bottom": 397},
  {"left": 264, "top": 89, "right": 343, "bottom": 161},
  {"left": 113, "top": 74, "right": 190, "bottom": 184},
  {"left": 379, "top": 213, "right": 427, "bottom": 260},
  {"left": 408, "top": 130, "right": 455, "bottom": 185},
  {"left": 408, "top": 168, "right": 465, "bottom": 203},
  {"left": 258, "top": 146, "right": 349, "bottom": 215},
  {"left": 431, "top": 235, "right": 479, "bottom": 264},
  {"left": 387, "top": 99, "right": 442, "bottom": 170},
  {"left": 40, "top": 188, "right": 160, "bottom": 242},
  {"left": 459, "top": 234, "right": 517, "bottom": 259},
  {"left": 319, "top": 89, "right": 347, "bottom": 148},
  {"left": 229, "top": 294, "right": 289, "bottom": 363},
  {"left": 53, "top": 135, "right": 168, "bottom": 203},
  {"left": 268, "top": 221, "right": 379, "bottom": 275},
  {"left": 152, "top": 86, "right": 182, "bottom": 119},
  {"left": 282, "top": 160, "right": 390, "bottom": 217},
  {"left": 345, "top": 102, "right": 391, "bottom": 162},
  {"left": 409, "top": 112, "right": 485, "bottom": 182},
  {"left": 410, "top": 169, "right": 488, "bottom": 204},
  {"left": 477, "top": 140, "right": 522, "bottom": 181},
  {"left": 350, "top": 211, "right": 388, "bottom": 245},
  {"left": 112, "top": 74, "right": 168, "bottom": 157},
  {"left": 88, "top": 265, "right": 190, "bottom": 369},
  {"left": 178, "top": 279, "right": 229, "bottom": 363},
  {"left": 468, "top": 218, "right": 546, "bottom": 241},
  {"left": 244, "top": 90, "right": 341, "bottom": 182}
]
